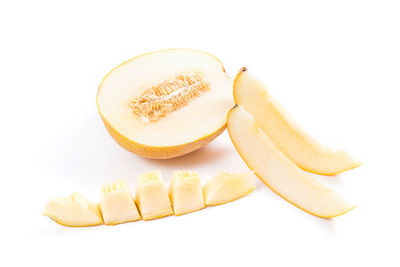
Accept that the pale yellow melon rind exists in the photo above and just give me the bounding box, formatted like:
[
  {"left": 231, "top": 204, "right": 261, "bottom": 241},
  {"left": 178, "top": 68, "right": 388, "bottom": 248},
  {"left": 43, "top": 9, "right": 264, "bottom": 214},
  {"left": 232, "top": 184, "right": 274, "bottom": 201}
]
[
  {"left": 100, "top": 115, "right": 226, "bottom": 159},
  {"left": 203, "top": 188, "right": 255, "bottom": 207},
  {"left": 96, "top": 48, "right": 231, "bottom": 159},
  {"left": 172, "top": 204, "right": 205, "bottom": 216},
  {"left": 44, "top": 214, "right": 103, "bottom": 228},
  {"left": 46, "top": 217, "right": 103, "bottom": 228}
]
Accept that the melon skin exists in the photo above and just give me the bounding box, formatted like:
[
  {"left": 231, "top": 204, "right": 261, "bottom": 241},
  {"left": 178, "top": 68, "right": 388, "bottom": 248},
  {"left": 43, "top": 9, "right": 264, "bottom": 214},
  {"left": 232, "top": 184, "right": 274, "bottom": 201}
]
[
  {"left": 101, "top": 116, "right": 226, "bottom": 159},
  {"left": 97, "top": 48, "right": 234, "bottom": 159}
]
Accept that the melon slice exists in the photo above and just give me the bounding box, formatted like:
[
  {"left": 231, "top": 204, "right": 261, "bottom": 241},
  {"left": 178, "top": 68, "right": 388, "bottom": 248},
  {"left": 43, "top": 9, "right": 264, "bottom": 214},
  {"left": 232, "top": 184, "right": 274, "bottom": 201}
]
[
  {"left": 227, "top": 106, "right": 355, "bottom": 218},
  {"left": 233, "top": 68, "right": 361, "bottom": 175},
  {"left": 43, "top": 192, "right": 103, "bottom": 227},
  {"left": 203, "top": 172, "right": 255, "bottom": 206},
  {"left": 135, "top": 171, "right": 173, "bottom": 220},
  {"left": 169, "top": 170, "right": 205, "bottom": 215},
  {"left": 99, "top": 179, "right": 141, "bottom": 225},
  {"left": 97, "top": 48, "right": 234, "bottom": 159}
]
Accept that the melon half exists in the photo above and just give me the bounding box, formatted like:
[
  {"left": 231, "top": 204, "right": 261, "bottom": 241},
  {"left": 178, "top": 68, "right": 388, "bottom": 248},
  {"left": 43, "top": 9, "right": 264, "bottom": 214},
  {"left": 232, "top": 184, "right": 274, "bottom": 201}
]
[{"left": 97, "top": 49, "right": 234, "bottom": 159}]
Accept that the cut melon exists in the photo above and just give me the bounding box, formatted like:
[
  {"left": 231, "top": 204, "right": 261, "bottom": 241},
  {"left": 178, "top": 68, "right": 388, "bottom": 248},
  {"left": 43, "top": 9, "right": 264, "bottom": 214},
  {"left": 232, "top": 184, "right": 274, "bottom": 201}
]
[
  {"left": 233, "top": 68, "right": 361, "bottom": 175},
  {"left": 169, "top": 170, "right": 205, "bottom": 215},
  {"left": 99, "top": 179, "right": 141, "bottom": 225},
  {"left": 203, "top": 172, "right": 255, "bottom": 206},
  {"left": 43, "top": 192, "right": 103, "bottom": 227},
  {"left": 227, "top": 106, "right": 355, "bottom": 218},
  {"left": 97, "top": 48, "right": 234, "bottom": 159},
  {"left": 135, "top": 171, "right": 173, "bottom": 220}
]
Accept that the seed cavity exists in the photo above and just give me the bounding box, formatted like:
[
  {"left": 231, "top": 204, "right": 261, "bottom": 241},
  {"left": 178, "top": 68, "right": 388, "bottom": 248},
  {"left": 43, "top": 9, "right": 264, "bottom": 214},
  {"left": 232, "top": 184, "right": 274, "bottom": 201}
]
[{"left": 130, "top": 72, "right": 210, "bottom": 122}]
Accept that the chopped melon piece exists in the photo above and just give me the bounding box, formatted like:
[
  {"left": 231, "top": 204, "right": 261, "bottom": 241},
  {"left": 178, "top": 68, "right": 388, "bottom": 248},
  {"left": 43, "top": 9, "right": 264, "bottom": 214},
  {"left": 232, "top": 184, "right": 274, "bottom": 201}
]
[
  {"left": 203, "top": 172, "right": 255, "bottom": 206},
  {"left": 135, "top": 171, "right": 173, "bottom": 220},
  {"left": 227, "top": 106, "right": 355, "bottom": 218},
  {"left": 233, "top": 68, "right": 361, "bottom": 175},
  {"left": 97, "top": 48, "right": 234, "bottom": 159},
  {"left": 43, "top": 192, "right": 103, "bottom": 227},
  {"left": 169, "top": 170, "right": 205, "bottom": 215},
  {"left": 99, "top": 179, "right": 141, "bottom": 225}
]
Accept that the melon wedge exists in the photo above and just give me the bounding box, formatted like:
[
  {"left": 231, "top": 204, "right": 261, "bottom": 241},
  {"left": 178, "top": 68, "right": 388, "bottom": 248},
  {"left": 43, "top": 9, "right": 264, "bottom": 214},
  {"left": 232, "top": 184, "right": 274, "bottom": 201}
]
[
  {"left": 233, "top": 68, "right": 361, "bottom": 175},
  {"left": 203, "top": 172, "right": 255, "bottom": 206},
  {"left": 43, "top": 192, "right": 103, "bottom": 227},
  {"left": 97, "top": 49, "right": 234, "bottom": 159},
  {"left": 227, "top": 106, "right": 355, "bottom": 218},
  {"left": 135, "top": 171, "right": 173, "bottom": 220},
  {"left": 169, "top": 170, "right": 205, "bottom": 215},
  {"left": 99, "top": 179, "right": 141, "bottom": 225}
]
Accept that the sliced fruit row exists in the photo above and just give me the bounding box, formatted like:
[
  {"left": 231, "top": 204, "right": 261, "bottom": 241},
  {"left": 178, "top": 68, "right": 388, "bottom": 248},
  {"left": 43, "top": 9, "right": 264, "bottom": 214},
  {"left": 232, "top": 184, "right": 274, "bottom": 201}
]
[{"left": 43, "top": 171, "right": 255, "bottom": 227}]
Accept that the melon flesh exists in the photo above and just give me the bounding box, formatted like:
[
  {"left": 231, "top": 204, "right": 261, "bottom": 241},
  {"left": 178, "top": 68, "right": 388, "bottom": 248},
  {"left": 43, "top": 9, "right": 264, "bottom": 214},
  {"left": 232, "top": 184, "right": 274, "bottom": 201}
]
[
  {"left": 43, "top": 192, "right": 103, "bottom": 227},
  {"left": 99, "top": 179, "right": 141, "bottom": 225},
  {"left": 203, "top": 172, "right": 255, "bottom": 206},
  {"left": 169, "top": 170, "right": 205, "bottom": 215},
  {"left": 97, "top": 49, "right": 234, "bottom": 159},
  {"left": 135, "top": 171, "right": 173, "bottom": 220},
  {"left": 233, "top": 68, "right": 361, "bottom": 175},
  {"left": 227, "top": 106, "right": 355, "bottom": 218}
]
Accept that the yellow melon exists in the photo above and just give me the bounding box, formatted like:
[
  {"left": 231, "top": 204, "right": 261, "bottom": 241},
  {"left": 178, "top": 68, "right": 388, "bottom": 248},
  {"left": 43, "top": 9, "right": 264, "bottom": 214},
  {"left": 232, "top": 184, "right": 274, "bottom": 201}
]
[
  {"left": 43, "top": 192, "right": 103, "bottom": 227},
  {"left": 233, "top": 68, "right": 361, "bottom": 175},
  {"left": 97, "top": 49, "right": 234, "bottom": 159},
  {"left": 227, "top": 106, "right": 355, "bottom": 218},
  {"left": 135, "top": 171, "right": 173, "bottom": 220},
  {"left": 203, "top": 172, "right": 255, "bottom": 206},
  {"left": 169, "top": 170, "right": 205, "bottom": 215},
  {"left": 99, "top": 179, "right": 141, "bottom": 225}
]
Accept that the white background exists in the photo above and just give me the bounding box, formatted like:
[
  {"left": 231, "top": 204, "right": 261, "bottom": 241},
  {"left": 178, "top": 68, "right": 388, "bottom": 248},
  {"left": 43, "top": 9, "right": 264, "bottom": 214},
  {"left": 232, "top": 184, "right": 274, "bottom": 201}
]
[{"left": 1, "top": 0, "right": 399, "bottom": 266}]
